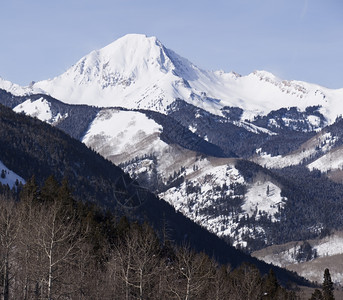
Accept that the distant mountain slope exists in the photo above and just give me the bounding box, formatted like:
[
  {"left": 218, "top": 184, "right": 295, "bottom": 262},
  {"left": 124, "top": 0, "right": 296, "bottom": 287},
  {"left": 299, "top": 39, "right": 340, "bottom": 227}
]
[
  {"left": 3, "top": 89, "right": 343, "bottom": 251},
  {"left": 0, "top": 103, "right": 311, "bottom": 286},
  {"left": 253, "top": 231, "right": 343, "bottom": 284},
  {"left": 0, "top": 89, "right": 100, "bottom": 140}
]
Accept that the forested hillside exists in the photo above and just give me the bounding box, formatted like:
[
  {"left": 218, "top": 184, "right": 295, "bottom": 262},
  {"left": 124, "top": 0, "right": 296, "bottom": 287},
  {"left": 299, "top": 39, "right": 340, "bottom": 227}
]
[
  {"left": 0, "top": 178, "right": 301, "bottom": 299},
  {"left": 235, "top": 160, "right": 343, "bottom": 247},
  {"left": 0, "top": 104, "right": 310, "bottom": 288}
]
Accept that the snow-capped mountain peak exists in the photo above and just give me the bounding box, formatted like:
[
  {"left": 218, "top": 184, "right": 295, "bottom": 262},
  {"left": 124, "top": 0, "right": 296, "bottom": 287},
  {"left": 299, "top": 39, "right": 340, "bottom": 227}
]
[
  {"left": 77, "top": 34, "right": 174, "bottom": 77},
  {"left": 31, "top": 34, "right": 197, "bottom": 111},
  {"left": 1, "top": 33, "right": 343, "bottom": 124}
]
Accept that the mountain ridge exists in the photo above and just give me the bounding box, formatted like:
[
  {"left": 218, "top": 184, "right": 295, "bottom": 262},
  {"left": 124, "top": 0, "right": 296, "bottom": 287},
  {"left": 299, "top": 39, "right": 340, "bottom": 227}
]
[
  {"left": 1, "top": 33, "right": 342, "bottom": 124},
  {"left": 1, "top": 33, "right": 343, "bottom": 284},
  {"left": 0, "top": 102, "right": 313, "bottom": 287}
]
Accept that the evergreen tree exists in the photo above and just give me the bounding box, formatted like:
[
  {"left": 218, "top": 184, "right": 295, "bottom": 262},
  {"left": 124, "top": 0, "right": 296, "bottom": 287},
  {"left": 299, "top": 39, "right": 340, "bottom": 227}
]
[
  {"left": 40, "top": 175, "right": 60, "bottom": 203},
  {"left": 19, "top": 175, "right": 39, "bottom": 202},
  {"left": 263, "top": 269, "right": 279, "bottom": 300},
  {"left": 310, "top": 289, "right": 323, "bottom": 300},
  {"left": 322, "top": 268, "right": 334, "bottom": 300}
]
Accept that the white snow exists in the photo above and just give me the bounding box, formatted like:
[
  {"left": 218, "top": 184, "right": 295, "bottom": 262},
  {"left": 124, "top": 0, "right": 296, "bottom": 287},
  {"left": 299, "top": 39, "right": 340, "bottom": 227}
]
[
  {"left": 0, "top": 77, "right": 32, "bottom": 96},
  {"left": 82, "top": 109, "right": 167, "bottom": 162},
  {"left": 253, "top": 131, "right": 338, "bottom": 169},
  {"left": 188, "top": 125, "right": 197, "bottom": 133},
  {"left": 0, "top": 161, "right": 25, "bottom": 188},
  {"left": 12, "top": 33, "right": 340, "bottom": 125},
  {"left": 314, "top": 234, "right": 343, "bottom": 257},
  {"left": 14, "top": 98, "right": 52, "bottom": 121},
  {"left": 159, "top": 161, "right": 246, "bottom": 240},
  {"left": 13, "top": 98, "right": 67, "bottom": 124},
  {"left": 308, "top": 146, "right": 343, "bottom": 172},
  {"left": 232, "top": 120, "right": 277, "bottom": 135},
  {"left": 159, "top": 158, "right": 286, "bottom": 247},
  {"left": 253, "top": 231, "right": 343, "bottom": 284},
  {"left": 307, "top": 115, "right": 322, "bottom": 130},
  {"left": 243, "top": 181, "right": 285, "bottom": 222}
]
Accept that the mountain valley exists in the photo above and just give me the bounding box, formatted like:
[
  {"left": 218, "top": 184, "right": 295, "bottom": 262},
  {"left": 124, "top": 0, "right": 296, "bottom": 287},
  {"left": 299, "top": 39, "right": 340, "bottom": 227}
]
[{"left": 1, "top": 33, "right": 343, "bottom": 286}]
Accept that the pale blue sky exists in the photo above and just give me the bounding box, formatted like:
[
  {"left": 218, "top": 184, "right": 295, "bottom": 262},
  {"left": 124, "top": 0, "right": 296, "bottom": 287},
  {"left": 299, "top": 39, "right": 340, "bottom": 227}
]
[{"left": 1, "top": 0, "right": 342, "bottom": 88}]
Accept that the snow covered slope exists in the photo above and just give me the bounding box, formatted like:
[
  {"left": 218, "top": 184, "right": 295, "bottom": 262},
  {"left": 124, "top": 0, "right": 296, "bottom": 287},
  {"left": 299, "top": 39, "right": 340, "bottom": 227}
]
[
  {"left": 82, "top": 108, "right": 168, "bottom": 164},
  {"left": 23, "top": 34, "right": 343, "bottom": 124},
  {"left": 13, "top": 97, "right": 68, "bottom": 125},
  {"left": 0, "top": 77, "right": 32, "bottom": 96},
  {"left": 159, "top": 157, "right": 286, "bottom": 248},
  {"left": 253, "top": 231, "right": 343, "bottom": 284},
  {"left": 0, "top": 160, "right": 25, "bottom": 188},
  {"left": 79, "top": 107, "right": 286, "bottom": 248},
  {"left": 252, "top": 120, "right": 343, "bottom": 170},
  {"left": 308, "top": 145, "right": 343, "bottom": 172}
]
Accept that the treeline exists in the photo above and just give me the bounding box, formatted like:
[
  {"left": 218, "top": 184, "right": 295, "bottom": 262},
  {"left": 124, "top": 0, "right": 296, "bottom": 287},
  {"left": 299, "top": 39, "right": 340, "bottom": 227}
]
[{"left": 0, "top": 177, "right": 298, "bottom": 300}]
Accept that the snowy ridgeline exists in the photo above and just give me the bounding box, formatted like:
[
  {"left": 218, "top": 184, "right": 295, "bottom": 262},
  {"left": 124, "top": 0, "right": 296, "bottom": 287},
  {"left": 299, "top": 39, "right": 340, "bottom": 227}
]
[
  {"left": 1, "top": 34, "right": 343, "bottom": 124},
  {"left": 13, "top": 97, "right": 68, "bottom": 125},
  {"left": 254, "top": 131, "right": 340, "bottom": 170},
  {"left": 0, "top": 161, "right": 25, "bottom": 188}
]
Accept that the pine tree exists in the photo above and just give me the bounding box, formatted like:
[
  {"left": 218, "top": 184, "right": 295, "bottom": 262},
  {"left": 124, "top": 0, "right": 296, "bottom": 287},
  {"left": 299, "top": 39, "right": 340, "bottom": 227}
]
[
  {"left": 322, "top": 268, "right": 334, "bottom": 300},
  {"left": 263, "top": 269, "right": 279, "bottom": 300},
  {"left": 310, "top": 289, "right": 323, "bottom": 300},
  {"left": 19, "top": 175, "right": 39, "bottom": 203},
  {"left": 40, "top": 175, "right": 60, "bottom": 203}
]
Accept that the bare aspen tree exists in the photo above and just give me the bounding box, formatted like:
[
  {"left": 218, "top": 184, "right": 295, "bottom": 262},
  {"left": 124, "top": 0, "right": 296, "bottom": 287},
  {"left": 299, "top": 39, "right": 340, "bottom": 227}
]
[
  {"left": 208, "top": 264, "right": 232, "bottom": 300},
  {"left": 110, "top": 222, "right": 160, "bottom": 300},
  {"left": 229, "top": 263, "right": 263, "bottom": 300},
  {"left": 24, "top": 198, "right": 84, "bottom": 299},
  {"left": 0, "top": 196, "right": 20, "bottom": 300},
  {"left": 168, "top": 245, "right": 215, "bottom": 300}
]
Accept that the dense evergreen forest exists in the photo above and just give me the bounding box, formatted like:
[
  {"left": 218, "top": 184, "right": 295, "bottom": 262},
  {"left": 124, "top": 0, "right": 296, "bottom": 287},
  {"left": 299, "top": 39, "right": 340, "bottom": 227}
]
[
  {"left": 235, "top": 160, "right": 343, "bottom": 249},
  {"left": 0, "top": 178, "right": 300, "bottom": 299}
]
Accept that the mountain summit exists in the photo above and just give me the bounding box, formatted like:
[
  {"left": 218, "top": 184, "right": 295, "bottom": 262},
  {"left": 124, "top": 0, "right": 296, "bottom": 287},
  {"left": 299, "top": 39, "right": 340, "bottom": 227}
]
[
  {"left": 2, "top": 34, "right": 343, "bottom": 123},
  {"left": 32, "top": 34, "right": 197, "bottom": 111}
]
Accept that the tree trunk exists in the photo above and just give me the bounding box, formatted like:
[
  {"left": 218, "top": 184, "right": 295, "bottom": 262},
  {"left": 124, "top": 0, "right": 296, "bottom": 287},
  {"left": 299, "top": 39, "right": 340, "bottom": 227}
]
[{"left": 2, "top": 253, "right": 9, "bottom": 300}]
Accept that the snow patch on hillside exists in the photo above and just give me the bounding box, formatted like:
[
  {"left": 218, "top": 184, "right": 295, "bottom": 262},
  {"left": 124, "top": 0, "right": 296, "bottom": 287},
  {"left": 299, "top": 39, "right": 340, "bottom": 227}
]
[
  {"left": 13, "top": 98, "right": 67, "bottom": 124},
  {"left": 243, "top": 181, "right": 285, "bottom": 222},
  {"left": 308, "top": 146, "right": 343, "bottom": 172},
  {"left": 159, "top": 161, "right": 246, "bottom": 242},
  {"left": 159, "top": 159, "right": 286, "bottom": 247},
  {"left": 253, "top": 131, "right": 338, "bottom": 169},
  {"left": 314, "top": 234, "right": 343, "bottom": 257},
  {"left": 253, "top": 232, "right": 343, "bottom": 284},
  {"left": 82, "top": 109, "right": 167, "bottom": 162},
  {"left": 232, "top": 120, "right": 277, "bottom": 135},
  {"left": 0, "top": 161, "right": 25, "bottom": 188}
]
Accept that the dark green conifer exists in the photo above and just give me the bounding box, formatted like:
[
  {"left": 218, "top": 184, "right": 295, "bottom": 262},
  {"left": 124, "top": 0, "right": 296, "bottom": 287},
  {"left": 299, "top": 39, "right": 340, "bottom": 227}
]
[
  {"left": 263, "top": 269, "right": 279, "bottom": 300},
  {"left": 310, "top": 289, "right": 323, "bottom": 300},
  {"left": 20, "top": 175, "right": 39, "bottom": 202},
  {"left": 41, "top": 175, "right": 59, "bottom": 203},
  {"left": 322, "top": 268, "right": 334, "bottom": 300}
]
